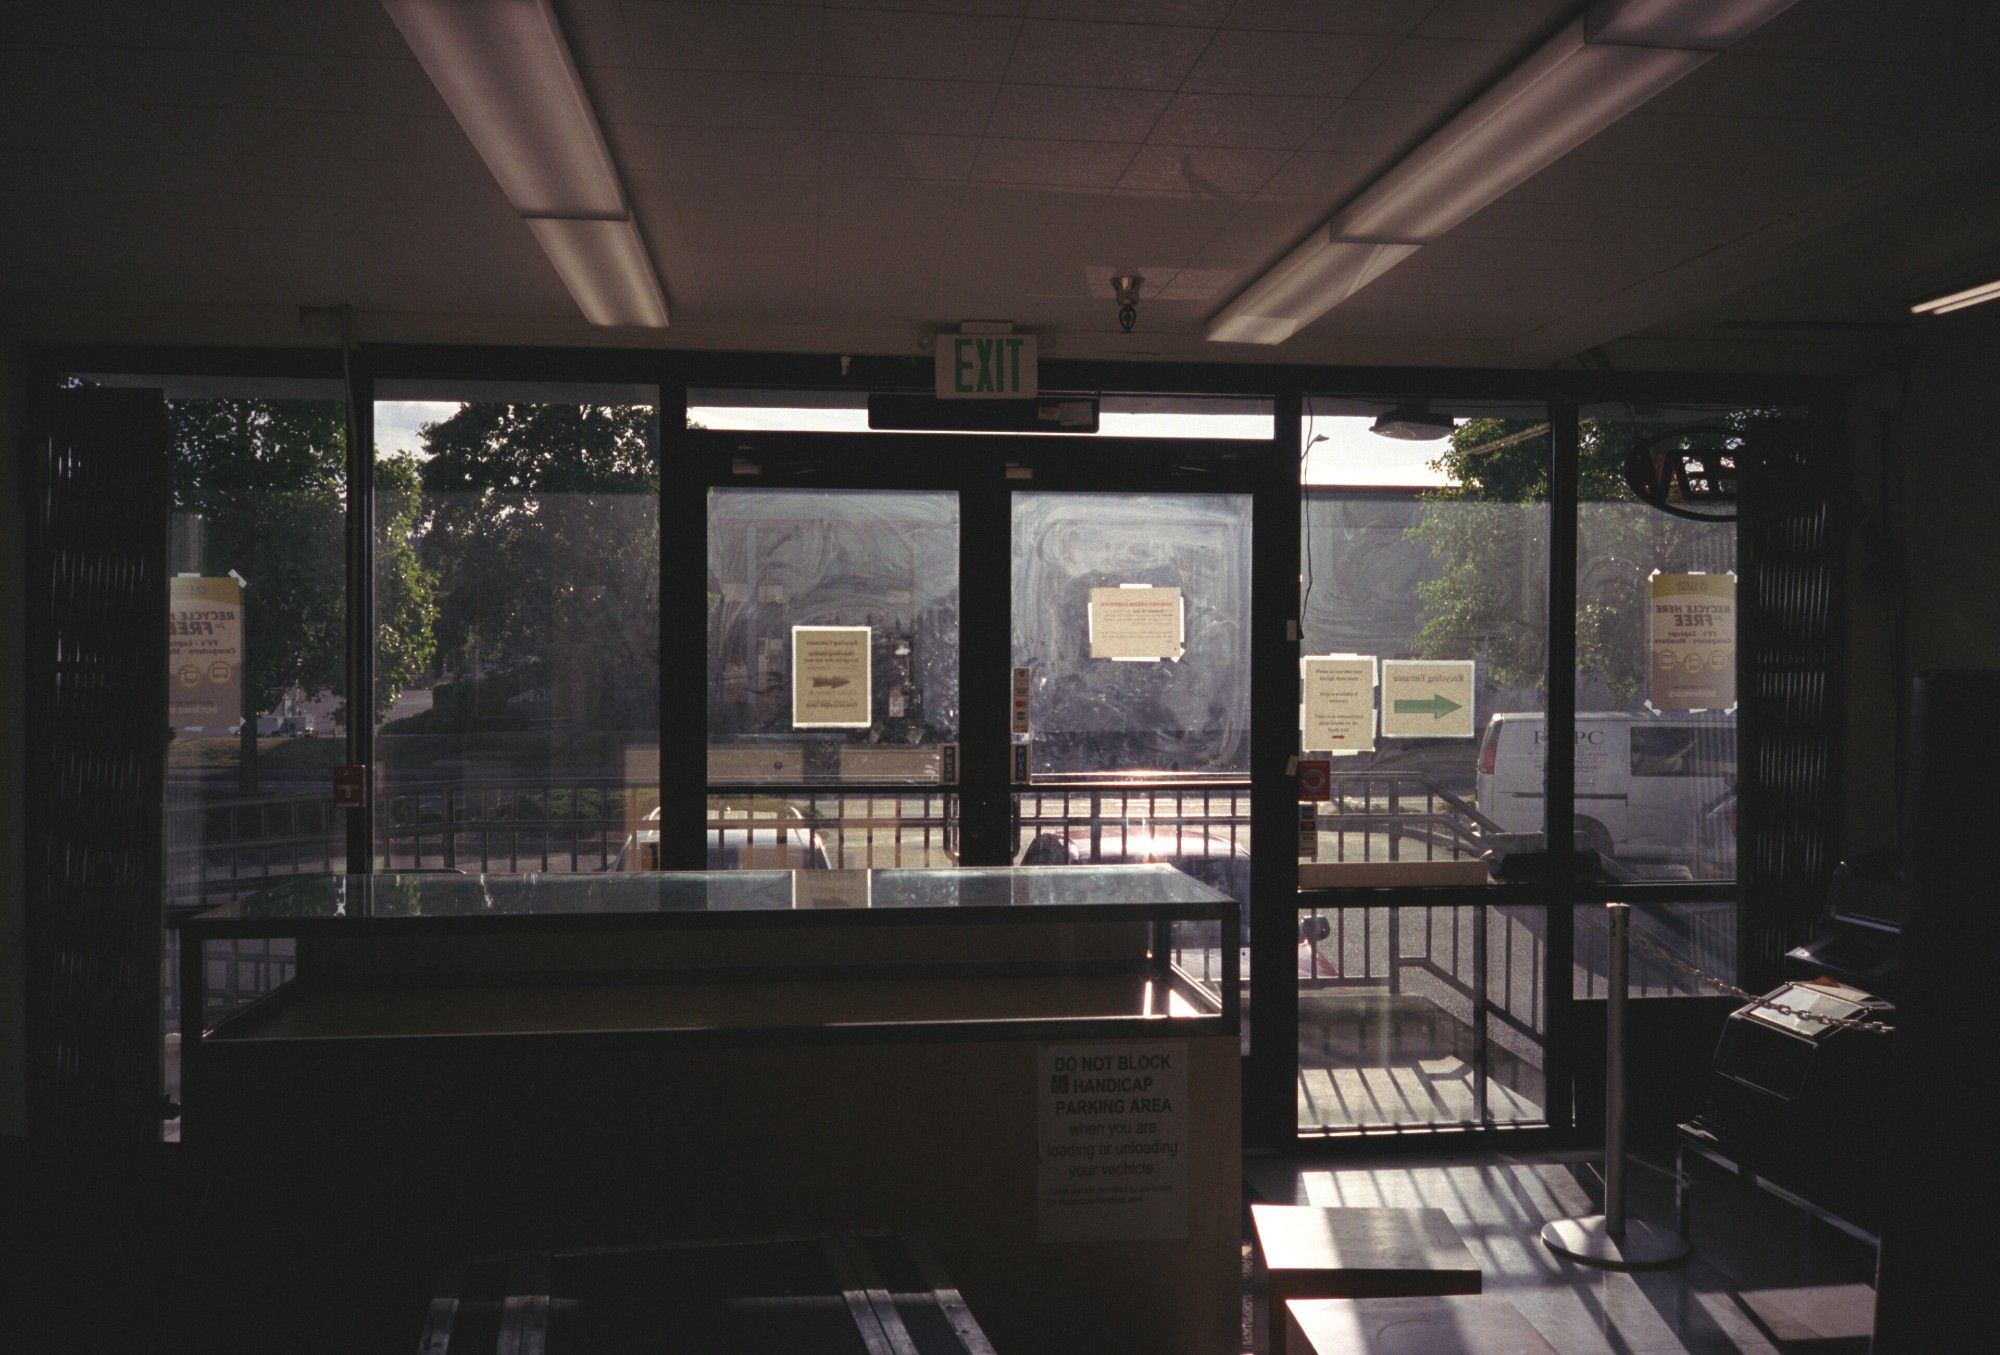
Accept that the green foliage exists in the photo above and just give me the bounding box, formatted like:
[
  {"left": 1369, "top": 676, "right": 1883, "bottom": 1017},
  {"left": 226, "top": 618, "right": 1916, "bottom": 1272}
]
[
  {"left": 410, "top": 403, "right": 660, "bottom": 740},
  {"left": 1407, "top": 416, "right": 1737, "bottom": 702},
  {"left": 168, "top": 399, "right": 436, "bottom": 724},
  {"left": 374, "top": 451, "right": 440, "bottom": 719}
]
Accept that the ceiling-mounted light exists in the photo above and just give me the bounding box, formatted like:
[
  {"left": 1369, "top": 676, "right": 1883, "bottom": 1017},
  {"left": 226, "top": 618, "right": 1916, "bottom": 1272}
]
[
  {"left": 524, "top": 218, "right": 669, "bottom": 328},
  {"left": 1207, "top": 239, "right": 1419, "bottom": 346},
  {"left": 1910, "top": 278, "right": 2000, "bottom": 316},
  {"left": 1370, "top": 401, "right": 1455, "bottom": 442},
  {"left": 1206, "top": 0, "right": 1801, "bottom": 345},
  {"left": 382, "top": 0, "right": 668, "bottom": 327}
]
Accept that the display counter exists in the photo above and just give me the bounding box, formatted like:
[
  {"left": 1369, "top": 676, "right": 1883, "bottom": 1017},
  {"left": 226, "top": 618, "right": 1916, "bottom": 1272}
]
[{"left": 180, "top": 866, "right": 1241, "bottom": 1355}]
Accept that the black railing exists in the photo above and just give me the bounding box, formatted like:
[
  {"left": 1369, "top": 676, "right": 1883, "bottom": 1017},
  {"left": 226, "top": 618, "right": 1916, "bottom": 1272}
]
[
  {"left": 703, "top": 787, "right": 959, "bottom": 870},
  {"left": 379, "top": 780, "right": 658, "bottom": 874},
  {"left": 1307, "top": 772, "right": 1501, "bottom": 864}
]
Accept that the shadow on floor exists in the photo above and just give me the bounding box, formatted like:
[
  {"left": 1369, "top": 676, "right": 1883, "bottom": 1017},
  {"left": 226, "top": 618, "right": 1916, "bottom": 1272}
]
[{"left": 1244, "top": 1148, "right": 1873, "bottom": 1354}]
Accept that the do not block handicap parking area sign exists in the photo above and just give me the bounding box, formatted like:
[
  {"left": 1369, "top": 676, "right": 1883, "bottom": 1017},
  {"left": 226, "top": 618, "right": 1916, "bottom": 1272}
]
[{"left": 1380, "top": 660, "right": 1476, "bottom": 739}]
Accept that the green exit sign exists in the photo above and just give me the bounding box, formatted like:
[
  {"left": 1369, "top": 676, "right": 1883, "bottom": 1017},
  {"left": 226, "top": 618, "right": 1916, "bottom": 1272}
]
[{"left": 935, "top": 333, "right": 1037, "bottom": 399}]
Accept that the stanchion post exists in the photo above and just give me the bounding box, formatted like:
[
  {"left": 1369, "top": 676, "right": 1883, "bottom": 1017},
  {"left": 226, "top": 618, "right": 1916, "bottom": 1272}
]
[
  {"left": 1541, "top": 902, "right": 1689, "bottom": 1269},
  {"left": 1606, "top": 901, "right": 1628, "bottom": 1237}
]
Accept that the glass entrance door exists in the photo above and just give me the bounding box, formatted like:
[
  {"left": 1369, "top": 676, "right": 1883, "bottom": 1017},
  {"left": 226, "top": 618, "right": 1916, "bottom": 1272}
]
[
  {"left": 1009, "top": 490, "right": 1254, "bottom": 1020},
  {"left": 704, "top": 487, "right": 962, "bottom": 870}
]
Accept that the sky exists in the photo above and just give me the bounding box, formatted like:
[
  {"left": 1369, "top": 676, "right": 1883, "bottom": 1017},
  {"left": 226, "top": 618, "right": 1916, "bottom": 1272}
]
[{"left": 373, "top": 401, "right": 1456, "bottom": 488}]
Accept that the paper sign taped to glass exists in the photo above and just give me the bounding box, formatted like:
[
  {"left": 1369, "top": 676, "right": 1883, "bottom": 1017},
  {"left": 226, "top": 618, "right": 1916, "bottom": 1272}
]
[
  {"left": 791, "top": 625, "right": 872, "bottom": 728},
  {"left": 1088, "top": 585, "right": 1184, "bottom": 661},
  {"left": 1648, "top": 572, "right": 1736, "bottom": 712},
  {"left": 1379, "top": 659, "right": 1476, "bottom": 740},
  {"left": 169, "top": 575, "right": 243, "bottom": 733},
  {"left": 1301, "top": 655, "right": 1376, "bottom": 752}
]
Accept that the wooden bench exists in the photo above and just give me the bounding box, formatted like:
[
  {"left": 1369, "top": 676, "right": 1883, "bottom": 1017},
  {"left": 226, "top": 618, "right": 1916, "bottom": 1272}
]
[
  {"left": 1285, "top": 1296, "right": 1559, "bottom": 1355},
  {"left": 1252, "top": 1205, "right": 1482, "bottom": 1347}
]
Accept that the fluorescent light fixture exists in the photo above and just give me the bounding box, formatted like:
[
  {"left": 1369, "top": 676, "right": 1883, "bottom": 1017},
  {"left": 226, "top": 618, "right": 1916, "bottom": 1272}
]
[
  {"left": 1911, "top": 278, "right": 2000, "bottom": 316},
  {"left": 1207, "top": 239, "right": 1419, "bottom": 345},
  {"left": 383, "top": 0, "right": 622, "bottom": 218},
  {"left": 383, "top": 0, "right": 668, "bottom": 327},
  {"left": 524, "top": 218, "right": 670, "bottom": 328},
  {"left": 1206, "top": 0, "right": 1800, "bottom": 345},
  {"left": 1586, "top": 0, "right": 1804, "bottom": 49}
]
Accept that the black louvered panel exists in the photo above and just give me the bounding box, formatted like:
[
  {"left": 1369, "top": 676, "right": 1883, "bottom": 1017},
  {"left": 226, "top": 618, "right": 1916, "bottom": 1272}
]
[
  {"left": 1736, "top": 415, "right": 1842, "bottom": 991},
  {"left": 27, "top": 387, "right": 169, "bottom": 1142}
]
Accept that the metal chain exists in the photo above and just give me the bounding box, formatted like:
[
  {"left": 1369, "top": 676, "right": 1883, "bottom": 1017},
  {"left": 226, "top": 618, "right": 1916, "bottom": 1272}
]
[{"left": 1626, "top": 931, "right": 1895, "bottom": 1034}]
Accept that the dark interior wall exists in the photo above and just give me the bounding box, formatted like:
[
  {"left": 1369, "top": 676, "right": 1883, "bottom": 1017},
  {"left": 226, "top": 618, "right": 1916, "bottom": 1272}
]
[
  {"left": 1842, "top": 309, "right": 2000, "bottom": 856},
  {"left": 1, "top": 339, "right": 25, "bottom": 1136}
]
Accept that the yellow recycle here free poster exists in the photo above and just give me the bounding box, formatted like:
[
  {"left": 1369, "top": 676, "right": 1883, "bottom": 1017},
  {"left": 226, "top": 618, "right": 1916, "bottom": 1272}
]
[{"left": 1649, "top": 572, "right": 1736, "bottom": 712}]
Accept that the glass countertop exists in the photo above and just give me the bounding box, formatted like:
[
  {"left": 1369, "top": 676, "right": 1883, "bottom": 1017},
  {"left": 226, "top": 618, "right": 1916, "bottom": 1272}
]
[{"left": 188, "top": 864, "right": 1229, "bottom": 929}]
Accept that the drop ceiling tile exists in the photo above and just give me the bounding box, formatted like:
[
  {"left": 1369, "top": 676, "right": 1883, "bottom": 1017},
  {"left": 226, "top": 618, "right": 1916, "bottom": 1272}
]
[
  {"left": 823, "top": 8, "right": 1020, "bottom": 81},
  {"left": 1411, "top": 0, "right": 1576, "bottom": 43},
  {"left": 1189, "top": 198, "right": 1313, "bottom": 263},
  {"left": 592, "top": 68, "right": 821, "bottom": 128},
  {"left": 1092, "top": 190, "right": 1243, "bottom": 238},
  {"left": 1731, "top": 0, "right": 2000, "bottom": 65},
  {"left": 958, "top": 181, "right": 1104, "bottom": 225},
  {"left": 1116, "top": 144, "right": 1287, "bottom": 196},
  {"left": 821, "top": 76, "right": 998, "bottom": 136},
  {"left": 655, "top": 173, "right": 817, "bottom": 221},
  {"left": 654, "top": 126, "right": 821, "bottom": 180},
  {"left": 970, "top": 137, "right": 1134, "bottom": 187},
  {"left": 679, "top": 267, "right": 817, "bottom": 320},
  {"left": 1027, "top": 0, "right": 1232, "bottom": 23},
  {"left": 812, "top": 283, "right": 934, "bottom": 323},
  {"left": 1183, "top": 29, "right": 1394, "bottom": 96},
  {"left": 73, "top": 47, "right": 439, "bottom": 119},
  {"left": 676, "top": 208, "right": 818, "bottom": 261},
  {"left": 1152, "top": 267, "right": 1236, "bottom": 302},
  {"left": 1, "top": 0, "right": 408, "bottom": 58},
  {"left": 1643, "top": 51, "right": 1998, "bottom": 132},
  {"left": 618, "top": 2, "right": 823, "bottom": 73},
  {"left": 1301, "top": 98, "right": 1447, "bottom": 161},
  {"left": 1150, "top": 93, "right": 1336, "bottom": 149},
  {"left": 1004, "top": 21, "right": 1211, "bottom": 90},
  {"left": 1568, "top": 111, "right": 1923, "bottom": 176},
  {"left": 820, "top": 222, "right": 949, "bottom": 282},
  {"left": 985, "top": 85, "right": 1170, "bottom": 142},
  {"left": 1253, "top": 149, "right": 1379, "bottom": 204},
  {"left": 562, "top": 0, "right": 640, "bottom": 70},
  {"left": 818, "top": 177, "right": 966, "bottom": 224},
  {"left": 1348, "top": 37, "right": 1517, "bottom": 102},
  {"left": 818, "top": 130, "right": 980, "bottom": 180},
  {"left": 828, "top": 0, "right": 1026, "bottom": 16},
  {"left": 1502, "top": 155, "right": 1813, "bottom": 220},
  {"left": 1070, "top": 213, "right": 1216, "bottom": 269},
  {"left": 1224, "top": 1, "right": 1431, "bottom": 36}
]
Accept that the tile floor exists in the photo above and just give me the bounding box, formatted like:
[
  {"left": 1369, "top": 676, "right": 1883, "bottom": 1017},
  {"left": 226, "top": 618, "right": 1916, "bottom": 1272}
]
[{"left": 1244, "top": 1148, "right": 1875, "bottom": 1354}]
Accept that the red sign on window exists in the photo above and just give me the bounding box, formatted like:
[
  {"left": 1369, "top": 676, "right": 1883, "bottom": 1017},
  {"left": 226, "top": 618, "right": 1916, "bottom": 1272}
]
[{"left": 1298, "top": 759, "right": 1332, "bottom": 802}]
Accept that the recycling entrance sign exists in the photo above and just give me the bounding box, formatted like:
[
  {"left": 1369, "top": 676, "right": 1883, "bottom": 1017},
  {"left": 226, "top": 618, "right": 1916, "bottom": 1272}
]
[{"left": 1380, "top": 660, "right": 1476, "bottom": 739}]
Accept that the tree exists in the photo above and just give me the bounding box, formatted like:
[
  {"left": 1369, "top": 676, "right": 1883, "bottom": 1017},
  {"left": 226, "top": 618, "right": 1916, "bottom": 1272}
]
[
  {"left": 168, "top": 399, "right": 436, "bottom": 730},
  {"left": 408, "top": 402, "right": 660, "bottom": 744},
  {"left": 1407, "top": 416, "right": 1738, "bottom": 702}
]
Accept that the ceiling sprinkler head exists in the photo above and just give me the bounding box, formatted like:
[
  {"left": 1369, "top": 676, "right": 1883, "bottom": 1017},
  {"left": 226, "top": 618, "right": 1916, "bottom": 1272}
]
[{"left": 1112, "top": 274, "right": 1144, "bottom": 333}]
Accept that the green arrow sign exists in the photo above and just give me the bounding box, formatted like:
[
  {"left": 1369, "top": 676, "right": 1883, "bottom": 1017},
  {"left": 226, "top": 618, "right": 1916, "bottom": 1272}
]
[{"left": 1392, "top": 693, "right": 1463, "bottom": 719}]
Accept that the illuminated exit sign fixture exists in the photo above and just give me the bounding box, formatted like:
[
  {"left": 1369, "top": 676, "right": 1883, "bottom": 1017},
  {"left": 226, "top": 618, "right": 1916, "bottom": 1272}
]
[{"left": 935, "top": 330, "right": 1037, "bottom": 399}]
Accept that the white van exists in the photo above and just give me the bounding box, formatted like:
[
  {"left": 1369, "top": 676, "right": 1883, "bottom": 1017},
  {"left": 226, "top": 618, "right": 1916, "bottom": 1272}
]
[{"left": 1475, "top": 712, "right": 1735, "bottom": 870}]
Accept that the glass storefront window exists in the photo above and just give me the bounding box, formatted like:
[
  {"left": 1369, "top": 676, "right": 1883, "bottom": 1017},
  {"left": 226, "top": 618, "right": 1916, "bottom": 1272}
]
[
  {"left": 1573, "top": 406, "right": 1745, "bottom": 890},
  {"left": 143, "top": 377, "right": 349, "bottom": 1132},
  {"left": 372, "top": 389, "right": 661, "bottom": 876}
]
